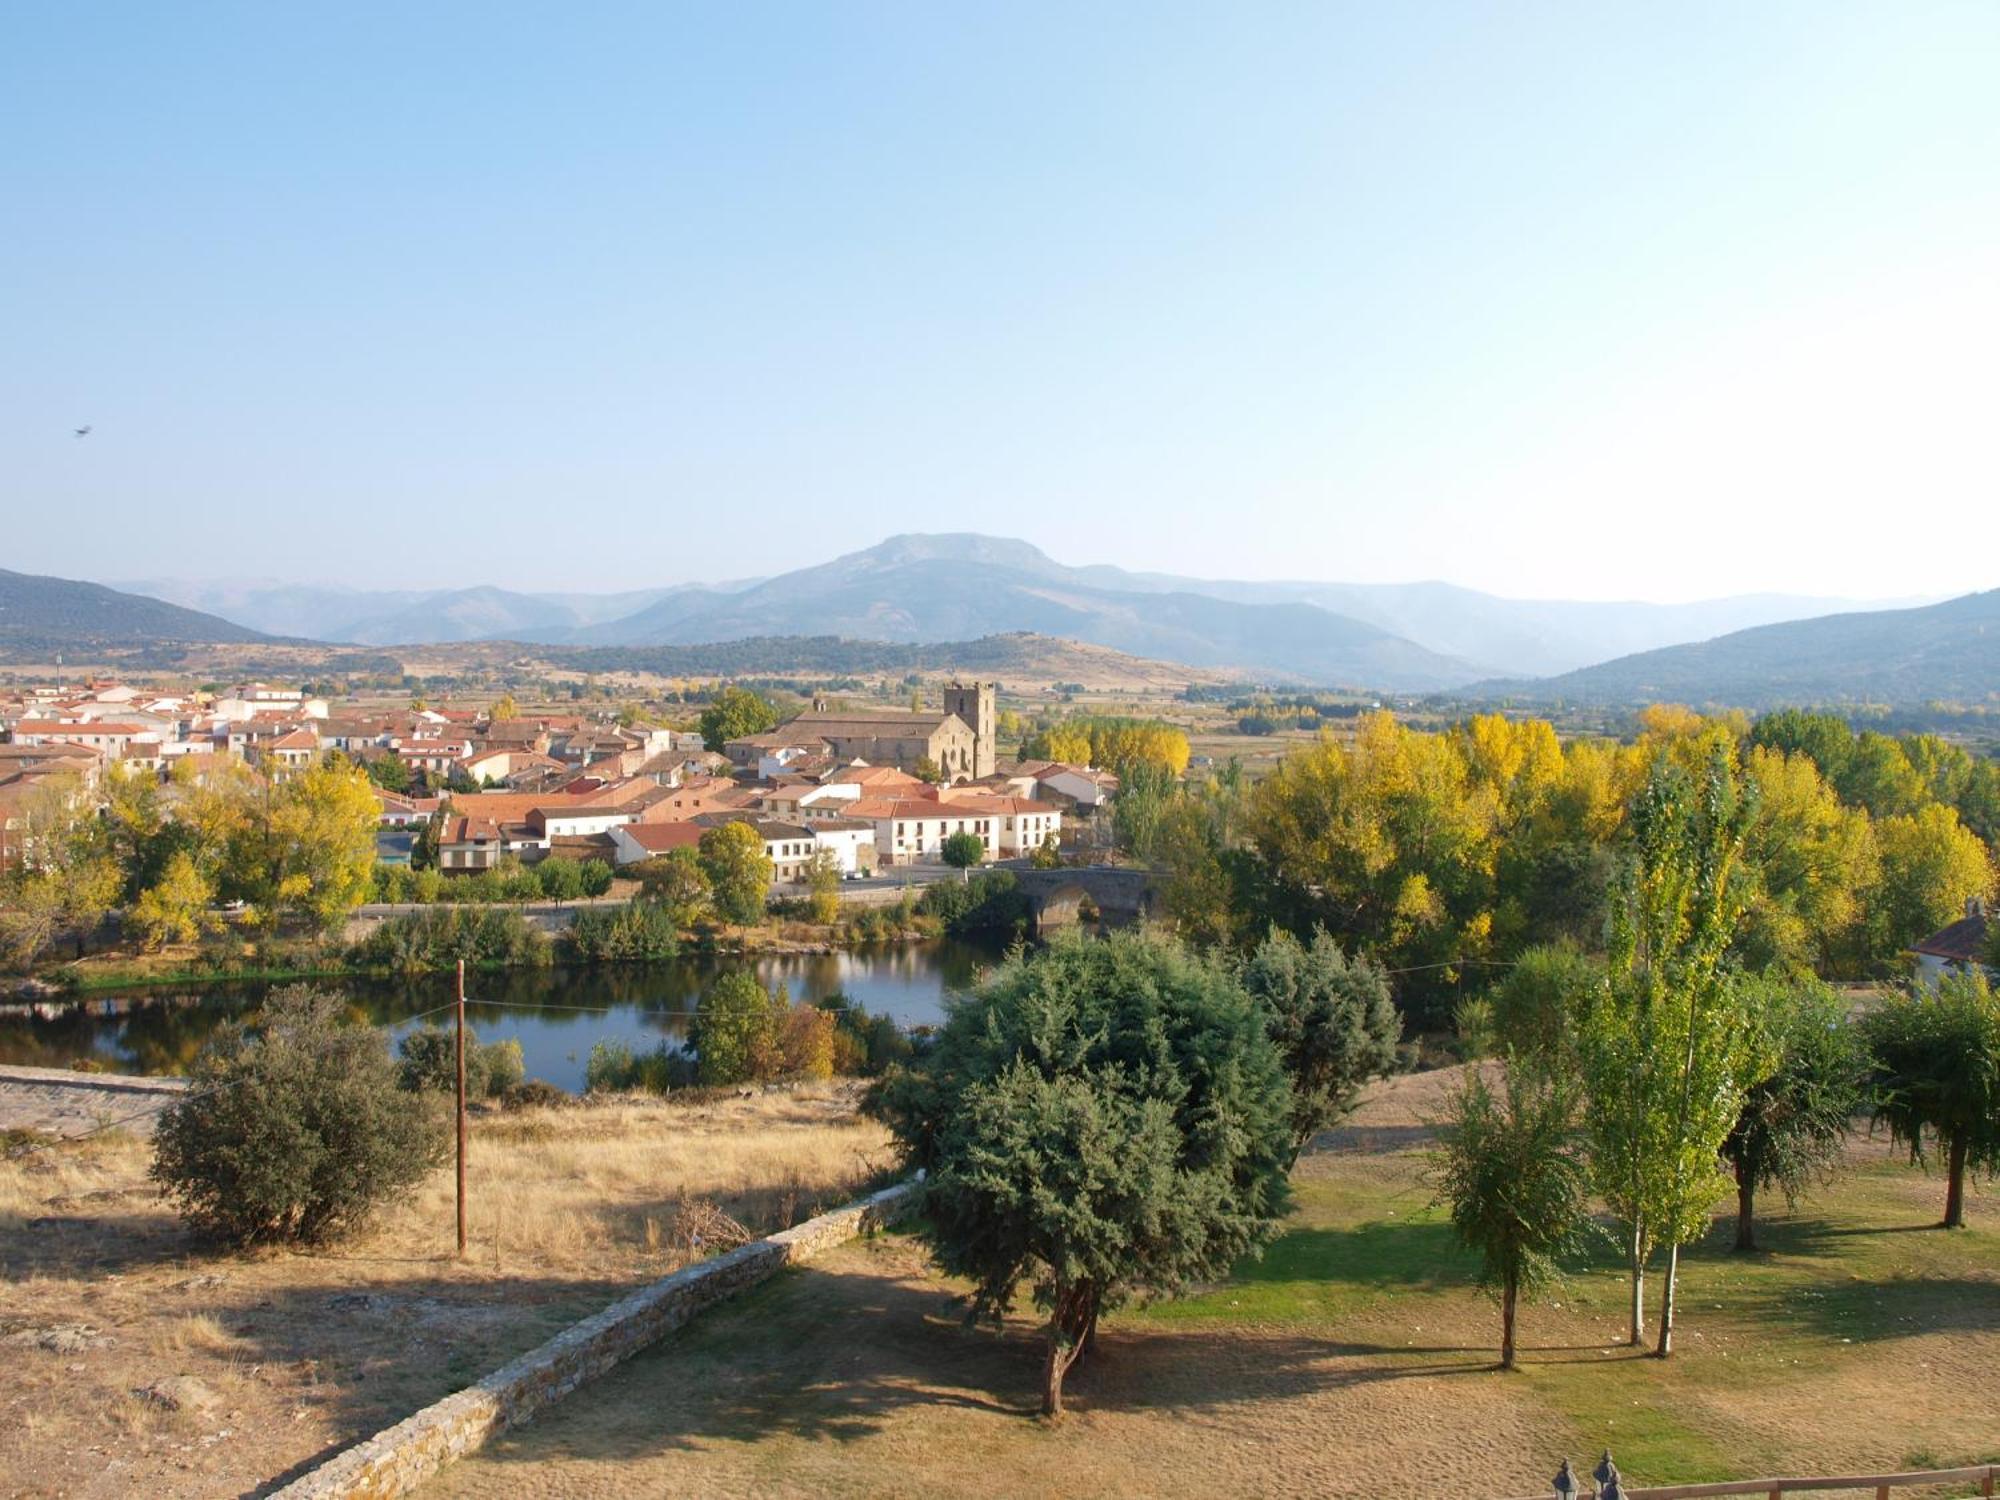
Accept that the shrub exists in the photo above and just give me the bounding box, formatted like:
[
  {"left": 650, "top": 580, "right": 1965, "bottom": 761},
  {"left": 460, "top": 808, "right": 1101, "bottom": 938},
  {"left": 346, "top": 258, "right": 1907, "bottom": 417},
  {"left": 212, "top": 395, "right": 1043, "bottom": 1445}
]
[
  {"left": 348, "top": 907, "right": 550, "bottom": 973},
  {"left": 395, "top": 1024, "right": 526, "bottom": 1101},
  {"left": 584, "top": 1037, "right": 692, "bottom": 1095},
  {"left": 917, "top": 870, "right": 1029, "bottom": 936},
  {"left": 151, "top": 986, "right": 445, "bottom": 1245},
  {"left": 779, "top": 1002, "right": 836, "bottom": 1081},
  {"left": 564, "top": 901, "right": 680, "bottom": 963},
  {"left": 499, "top": 1078, "right": 572, "bottom": 1110}
]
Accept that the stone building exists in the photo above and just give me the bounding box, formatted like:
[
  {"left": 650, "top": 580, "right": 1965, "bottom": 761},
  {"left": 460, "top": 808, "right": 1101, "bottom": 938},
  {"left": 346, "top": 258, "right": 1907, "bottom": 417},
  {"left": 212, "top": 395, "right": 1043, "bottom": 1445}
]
[{"left": 726, "top": 681, "right": 997, "bottom": 782}]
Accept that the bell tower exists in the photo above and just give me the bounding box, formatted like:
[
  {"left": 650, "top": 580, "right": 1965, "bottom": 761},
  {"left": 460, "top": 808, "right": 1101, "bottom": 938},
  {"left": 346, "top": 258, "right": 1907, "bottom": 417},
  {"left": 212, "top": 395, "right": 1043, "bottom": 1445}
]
[{"left": 943, "top": 680, "right": 996, "bottom": 778}]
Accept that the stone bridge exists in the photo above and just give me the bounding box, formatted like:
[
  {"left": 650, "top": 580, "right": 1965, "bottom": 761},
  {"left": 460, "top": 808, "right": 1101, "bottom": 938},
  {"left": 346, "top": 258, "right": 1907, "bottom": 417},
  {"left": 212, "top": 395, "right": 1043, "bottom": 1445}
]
[{"left": 1010, "top": 865, "right": 1162, "bottom": 931}]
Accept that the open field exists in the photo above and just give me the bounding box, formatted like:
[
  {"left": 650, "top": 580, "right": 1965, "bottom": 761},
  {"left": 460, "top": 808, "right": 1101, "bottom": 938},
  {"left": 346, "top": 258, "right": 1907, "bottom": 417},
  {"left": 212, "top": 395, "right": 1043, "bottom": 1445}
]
[
  {"left": 0, "top": 1084, "right": 891, "bottom": 1499},
  {"left": 424, "top": 1068, "right": 2000, "bottom": 1500}
]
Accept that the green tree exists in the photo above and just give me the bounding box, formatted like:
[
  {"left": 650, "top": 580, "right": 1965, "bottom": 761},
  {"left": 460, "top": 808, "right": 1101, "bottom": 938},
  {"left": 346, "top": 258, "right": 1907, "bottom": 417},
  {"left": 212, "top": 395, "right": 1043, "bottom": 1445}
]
[
  {"left": 1485, "top": 944, "right": 1602, "bottom": 1068},
  {"left": 1721, "top": 979, "right": 1867, "bottom": 1250},
  {"left": 911, "top": 755, "right": 946, "bottom": 785},
  {"left": 363, "top": 755, "right": 410, "bottom": 793},
  {"left": 698, "top": 821, "right": 773, "bottom": 925},
  {"left": 695, "top": 971, "right": 780, "bottom": 1085},
  {"left": 0, "top": 773, "right": 122, "bottom": 964},
  {"left": 873, "top": 930, "right": 1292, "bottom": 1416},
  {"left": 1111, "top": 761, "right": 1177, "bottom": 860},
  {"left": 698, "top": 686, "right": 778, "bottom": 752},
  {"left": 535, "top": 856, "right": 586, "bottom": 905},
  {"left": 150, "top": 986, "right": 444, "bottom": 1245},
  {"left": 1429, "top": 1064, "right": 1592, "bottom": 1369},
  {"left": 1863, "top": 971, "right": 2000, "bottom": 1229},
  {"left": 1577, "top": 752, "right": 1770, "bottom": 1355},
  {"left": 940, "top": 829, "right": 985, "bottom": 875},
  {"left": 578, "top": 858, "right": 615, "bottom": 897},
  {"left": 1239, "top": 927, "right": 1400, "bottom": 1161},
  {"left": 1029, "top": 831, "right": 1064, "bottom": 869},
  {"left": 410, "top": 809, "right": 444, "bottom": 872}
]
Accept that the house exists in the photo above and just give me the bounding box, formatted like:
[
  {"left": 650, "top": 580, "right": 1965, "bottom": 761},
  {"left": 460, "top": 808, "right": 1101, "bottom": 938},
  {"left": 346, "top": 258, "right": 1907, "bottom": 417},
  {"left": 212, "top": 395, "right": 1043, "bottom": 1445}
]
[
  {"left": 807, "top": 817, "right": 877, "bottom": 877},
  {"left": 246, "top": 727, "right": 320, "bottom": 778},
  {"left": 609, "top": 821, "right": 706, "bottom": 866},
  {"left": 1913, "top": 898, "right": 1993, "bottom": 987}
]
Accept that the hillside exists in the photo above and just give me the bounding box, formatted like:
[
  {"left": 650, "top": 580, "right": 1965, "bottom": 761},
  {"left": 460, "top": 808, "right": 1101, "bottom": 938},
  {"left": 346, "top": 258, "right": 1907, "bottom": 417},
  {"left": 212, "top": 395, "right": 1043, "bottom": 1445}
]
[
  {"left": 1488, "top": 589, "right": 2000, "bottom": 707},
  {"left": 539, "top": 631, "right": 1240, "bottom": 692},
  {"left": 0, "top": 568, "right": 270, "bottom": 651}
]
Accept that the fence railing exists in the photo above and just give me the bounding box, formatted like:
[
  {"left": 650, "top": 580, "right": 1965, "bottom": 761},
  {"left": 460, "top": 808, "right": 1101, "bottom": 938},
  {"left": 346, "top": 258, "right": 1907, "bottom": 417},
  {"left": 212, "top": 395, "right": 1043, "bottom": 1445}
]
[{"left": 1533, "top": 1455, "right": 1997, "bottom": 1500}]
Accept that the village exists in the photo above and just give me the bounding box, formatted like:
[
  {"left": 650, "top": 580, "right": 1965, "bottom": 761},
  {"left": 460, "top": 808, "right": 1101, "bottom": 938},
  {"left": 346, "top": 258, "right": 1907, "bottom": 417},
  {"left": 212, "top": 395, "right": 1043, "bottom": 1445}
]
[{"left": 0, "top": 674, "right": 1114, "bottom": 898}]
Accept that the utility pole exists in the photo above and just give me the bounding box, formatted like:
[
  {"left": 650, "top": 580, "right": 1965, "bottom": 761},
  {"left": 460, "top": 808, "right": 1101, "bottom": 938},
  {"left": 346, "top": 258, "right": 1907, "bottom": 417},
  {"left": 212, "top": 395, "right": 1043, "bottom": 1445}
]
[{"left": 455, "top": 958, "right": 468, "bottom": 1258}]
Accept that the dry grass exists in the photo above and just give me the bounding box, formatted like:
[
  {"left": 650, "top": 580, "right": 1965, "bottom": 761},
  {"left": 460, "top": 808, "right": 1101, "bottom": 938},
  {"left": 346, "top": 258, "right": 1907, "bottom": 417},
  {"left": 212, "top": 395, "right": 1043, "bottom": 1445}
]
[{"left": 0, "top": 1082, "right": 890, "bottom": 1499}]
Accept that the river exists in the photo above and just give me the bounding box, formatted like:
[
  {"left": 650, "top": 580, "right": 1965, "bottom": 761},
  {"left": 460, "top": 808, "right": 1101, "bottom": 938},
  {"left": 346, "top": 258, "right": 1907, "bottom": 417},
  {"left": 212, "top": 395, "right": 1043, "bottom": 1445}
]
[{"left": 0, "top": 938, "right": 1013, "bottom": 1092}]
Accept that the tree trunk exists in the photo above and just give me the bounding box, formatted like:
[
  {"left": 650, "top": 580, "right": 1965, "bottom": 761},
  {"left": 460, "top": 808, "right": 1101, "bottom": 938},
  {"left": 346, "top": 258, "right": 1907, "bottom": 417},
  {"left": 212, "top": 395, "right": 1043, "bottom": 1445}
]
[
  {"left": 1500, "top": 1271, "right": 1518, "bottom": 1370},
  {"left": 1734, "top": 1160, "right": 1757, "bottom": 1252},
  {"left": 1040, "top": 1285, "right": 1094, "bottom": 1418},
  {"left": 1654, "top": 1242, "right": 1679, "bottom": 1358},
  {"left": 1944, "top": 1132, "right": 1968, "bottom": 1229},
  {"left": 1627, "top": 1225, "right": 1647, "bottom": 1346}
]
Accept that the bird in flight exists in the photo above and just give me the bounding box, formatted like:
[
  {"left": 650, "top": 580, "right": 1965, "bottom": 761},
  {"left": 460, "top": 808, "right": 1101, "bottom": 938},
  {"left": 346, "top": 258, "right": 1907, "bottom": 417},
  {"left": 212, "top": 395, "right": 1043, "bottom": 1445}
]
[{"left": 73, "top": 425, "right": 92, "bottom": 438}]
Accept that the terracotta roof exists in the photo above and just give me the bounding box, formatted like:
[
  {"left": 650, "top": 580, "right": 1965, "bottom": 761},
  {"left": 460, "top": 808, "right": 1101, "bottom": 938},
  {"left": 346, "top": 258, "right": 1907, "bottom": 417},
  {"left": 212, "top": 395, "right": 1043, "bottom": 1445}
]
[{"left": 618, "top": 822, "right": 706, "bottom": 853}]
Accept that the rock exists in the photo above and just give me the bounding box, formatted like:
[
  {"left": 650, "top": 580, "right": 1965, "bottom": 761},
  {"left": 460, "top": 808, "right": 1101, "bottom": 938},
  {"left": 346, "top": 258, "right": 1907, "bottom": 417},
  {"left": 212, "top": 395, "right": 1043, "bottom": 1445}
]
[
  {"left": 133, "top": 1376, "right": 219, "bottom": 1415},
  {"left": 7, "top": 1323, "right": 117, "bottom": 1353}
]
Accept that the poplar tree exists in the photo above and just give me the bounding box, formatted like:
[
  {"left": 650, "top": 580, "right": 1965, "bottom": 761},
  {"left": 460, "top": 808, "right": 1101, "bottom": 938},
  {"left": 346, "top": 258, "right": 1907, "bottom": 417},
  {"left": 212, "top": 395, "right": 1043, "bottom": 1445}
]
[{"left": 1578, "top": 750, "right": 1770, "bottom": 1355}]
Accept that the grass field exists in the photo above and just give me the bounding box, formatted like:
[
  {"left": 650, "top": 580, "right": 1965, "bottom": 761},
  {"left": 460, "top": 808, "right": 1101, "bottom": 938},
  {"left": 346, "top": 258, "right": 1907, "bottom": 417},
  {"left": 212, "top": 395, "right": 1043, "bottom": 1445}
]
[
  {"left": 423, "top": 1067, "right": 2000, "bottom": 1500},
  {"left": 0, "top": 1084, "right": 892, "bottom": 1499}
]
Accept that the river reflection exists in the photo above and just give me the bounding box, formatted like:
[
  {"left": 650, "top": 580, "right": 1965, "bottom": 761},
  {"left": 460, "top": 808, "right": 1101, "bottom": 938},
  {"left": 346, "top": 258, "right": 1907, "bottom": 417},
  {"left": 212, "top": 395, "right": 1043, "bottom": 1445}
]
[{"left": 0, "top": 938, "right": 1011, "bottom": 1092}]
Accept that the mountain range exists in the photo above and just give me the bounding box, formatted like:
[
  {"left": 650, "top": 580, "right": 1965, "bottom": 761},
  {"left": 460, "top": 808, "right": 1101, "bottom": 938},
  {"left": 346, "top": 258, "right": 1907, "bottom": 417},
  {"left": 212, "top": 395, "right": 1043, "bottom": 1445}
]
[
  {"left": 0, "top": 568, "right": 269, "bottom": 650},
  {"left": 1488, "top": 589, "right": 2000, "bottom": 709},
  {"left": 117, "top": 532, "right": 1918, "bottom": 689}
]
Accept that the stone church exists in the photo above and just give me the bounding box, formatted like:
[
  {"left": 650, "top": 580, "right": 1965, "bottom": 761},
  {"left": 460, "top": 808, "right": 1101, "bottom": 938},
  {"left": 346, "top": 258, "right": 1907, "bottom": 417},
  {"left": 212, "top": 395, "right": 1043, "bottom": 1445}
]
[{"left": 727, "top": 681, "right": 996, "bottom": 781}]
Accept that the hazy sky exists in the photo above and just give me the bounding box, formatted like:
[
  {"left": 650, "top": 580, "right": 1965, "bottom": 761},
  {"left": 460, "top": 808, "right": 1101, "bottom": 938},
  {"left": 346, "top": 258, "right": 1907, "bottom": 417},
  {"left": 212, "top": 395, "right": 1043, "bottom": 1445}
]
[{"left": 7, "top": 3, "right": 1997, "bottom": 602}]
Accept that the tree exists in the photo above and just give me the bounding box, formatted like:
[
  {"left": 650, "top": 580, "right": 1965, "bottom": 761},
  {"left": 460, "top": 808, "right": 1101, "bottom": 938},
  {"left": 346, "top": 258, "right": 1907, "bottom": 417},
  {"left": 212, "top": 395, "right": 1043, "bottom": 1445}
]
[
  {"left": 129, "top": 850, "right": 219, "bottom": 951},
  {"left": 1870, "top": 804, "right": 1993, "bottom": 956},
  {"left": 1576, "top": 751, "right": 1770, "bottom": 1355},
  {"left": 940, "top": 830, "right": 985, "bottom": 875},
  {"left": 535, "top": 856, "right": 585, "bottom": 905},
  {"left": 911, "top": 755, "right": 946, "bottom": 785},
  {"left": 150, "top": 986, "right": 443, "bottom": 1245},
  {"left": 698, "top": 821, "right": 773, "bottom": 926},
  {"left": 1430, "top": 1064, "right": 1592, "bottom": 1369},
  {"left": 1485, "top": 944, "right": 1602, "bottom": 1068},
  {"left": 1738, "top": 746, "right": 1877, "bottom": 974},
  {"left": 1239, "top": 927, "right": 1400, "bottom": 1160},
  {"left": 1863, "top": 971, "right": 2000, "bottom": 1228},
  {"left": 1722, "top": 980, "right": 1866, "bottom": 1250},
  {"left": 224, "top": 759, "right": 381, "bottom": 936},
  {"left": 636, "top": 847, "right": 712, "bottom": 925},
  {"left": 873, "top": 930, "right": 1292, "bottom": 1416},
  {"left": 1029, "top": 831, "right": 1063, "bottom": 869},
  {"left": 363, "top": 755, "right": 410, "bottom": 793},
  {"left": 1111, "top": 761, "right": 1176, "bottom": 860},
  {"left": 410, "top": 809, "right": 444, "bottom": 872},
  {"left": 698, "top": 686, "right": 778, "bottom": 752},
  {"left": 803, "top": 849, "right": 842, "bottom": 925},
  {"left": 695, "top": 971, "right": 779, "bottom": 1085},
  {"left": 0, "top": 772, "right": 122, "bottom": 964},
  {"left": 578, "top": 858, "right": 615, "bottom": 898},
  {"left": 489, "top": 693, "right": 519, "bottom": 722}
]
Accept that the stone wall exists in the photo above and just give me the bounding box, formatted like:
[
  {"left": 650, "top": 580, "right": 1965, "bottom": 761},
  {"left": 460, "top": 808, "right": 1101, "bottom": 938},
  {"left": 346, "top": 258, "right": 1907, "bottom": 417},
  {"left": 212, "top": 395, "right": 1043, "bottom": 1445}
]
[{"left": 270, "top": 1180, "right": 916, "bottom": 1500}]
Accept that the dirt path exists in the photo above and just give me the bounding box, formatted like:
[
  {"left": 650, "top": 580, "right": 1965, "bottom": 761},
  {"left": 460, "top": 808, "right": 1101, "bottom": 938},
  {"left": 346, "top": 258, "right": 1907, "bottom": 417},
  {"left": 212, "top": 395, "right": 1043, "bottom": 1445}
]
[{"left": 0, "top": 1064, "right": 185, "bottom": 1139}]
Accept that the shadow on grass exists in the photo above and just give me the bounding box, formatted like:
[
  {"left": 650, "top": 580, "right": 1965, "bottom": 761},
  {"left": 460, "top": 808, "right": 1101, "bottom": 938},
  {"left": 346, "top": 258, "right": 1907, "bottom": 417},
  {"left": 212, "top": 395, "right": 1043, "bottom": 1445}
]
[
  {"left": 1731, "top": 1273, "right": 2000, "bottom": 1346},
  {"left": 453, "top": 1249, "right": 1521, "bottom": 1477}
]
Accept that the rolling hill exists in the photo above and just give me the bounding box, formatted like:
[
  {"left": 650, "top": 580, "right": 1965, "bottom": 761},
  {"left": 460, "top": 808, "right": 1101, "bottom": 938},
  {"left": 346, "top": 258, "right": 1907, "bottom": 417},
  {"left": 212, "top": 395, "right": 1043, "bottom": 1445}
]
[
  {"left": 1486, "top": 589, "right": 2000, "bottom": 708},
  {"left": 0, "top": 568, "right": 271, "bottom": 650}
]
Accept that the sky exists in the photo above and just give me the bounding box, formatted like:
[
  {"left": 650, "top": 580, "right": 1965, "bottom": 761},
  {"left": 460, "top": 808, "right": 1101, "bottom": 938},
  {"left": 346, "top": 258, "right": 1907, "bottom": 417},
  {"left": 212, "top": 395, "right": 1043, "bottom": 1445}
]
[{"left": 6, "top": 3, "right": 1998, "bottom": 603}]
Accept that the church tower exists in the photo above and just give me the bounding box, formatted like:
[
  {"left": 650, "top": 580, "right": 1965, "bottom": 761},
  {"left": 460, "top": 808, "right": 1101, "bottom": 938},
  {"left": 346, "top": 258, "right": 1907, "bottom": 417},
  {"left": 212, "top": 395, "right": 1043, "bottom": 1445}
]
[{"left": 943, "top": 680, "right": 996, "bottom": 778}]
